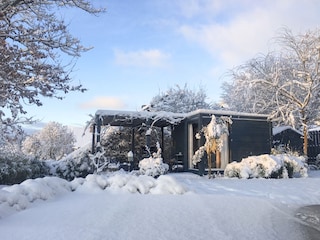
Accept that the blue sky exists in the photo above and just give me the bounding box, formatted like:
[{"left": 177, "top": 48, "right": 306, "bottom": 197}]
[{"left": 23, "top": 0, "right": 320, "bottom": 127}]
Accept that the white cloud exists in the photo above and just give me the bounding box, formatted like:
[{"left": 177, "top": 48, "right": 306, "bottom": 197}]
[
  {"left": 114, "top": 49, "right": 170, "bottom": 67},
  {"left": 80, "top": 96, "right": 126, "bottom": 110},
  {"left": 178, "top": 1, "right": 320, "bottom": 67},
  {"left": 175, "top": 0, "right": 229, "bottom": 18}
]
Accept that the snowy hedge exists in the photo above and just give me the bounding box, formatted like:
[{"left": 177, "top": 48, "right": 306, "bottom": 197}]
[
  {"left": 0, "top": 145, "right": 106, "bottom": 185},
  {"left": 224, "top": 154, "right": 308, "bottom": 179},
  {"left": 0, "top": 155, "right": 49, "bottom": 185}
]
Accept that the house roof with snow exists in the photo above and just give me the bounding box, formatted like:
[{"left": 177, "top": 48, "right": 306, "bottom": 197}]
[
  {"left": 309, "top": 126, "right": 320, "bottom": 132},
  {"left": 272, "top": 126, "right": 303, "bottom": 136},
  {"left": 95, "top": 109, "right": 185, "bottom": 127},
  {"left": 94, "top": 109, "right": 269, "bottom": 128}
]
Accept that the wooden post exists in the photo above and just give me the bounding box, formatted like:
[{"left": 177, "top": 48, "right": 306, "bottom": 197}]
[
  {"left": 130, "top": 128, "right": 135, "bottom": 171},
  {"left": 131, "top": 128, "right": 135, "bottom": 153},
  {"left": 91, "top": 123, "right": 96, "bottom": 153},
  {"left": 216, "top": 150, "right": 221, "bottom": 168},
  {"left": 161, "top": 126, "right": 165, "bottom": 157},
  {"left": 207, "top": 153, "right": 212, "bottom": 178},
  {"left": 96, "top": 115, "right": 102, "bottom": 152}
]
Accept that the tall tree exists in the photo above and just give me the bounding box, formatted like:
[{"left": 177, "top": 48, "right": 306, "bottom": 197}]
[
  {"left": 222, "top": 28, "right": 320, "bottom": 155},
  {"left": 148, "top": 84, "right": 214, "bottom": 113},
  {"left": 0, "top": 0, "right": 103, "bottom": 139},
  {"left": 22, "top": 121, "right": 76, "bottom": 160}
]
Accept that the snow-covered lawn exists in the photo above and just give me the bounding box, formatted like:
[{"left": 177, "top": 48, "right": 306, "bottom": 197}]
[{"left": 1, "top": 171, "right": 320, "bottom": 240}]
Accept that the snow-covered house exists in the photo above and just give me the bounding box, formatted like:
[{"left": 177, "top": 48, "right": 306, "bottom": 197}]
[
  {"left": 272, "top": 126, "right": 304, "bottom": 154},
  {"left": 92, "top": 109, "right": 272, "bottom": 174},
  {"left": 173, "top": 109, "right": 272, "bottom": 175}
]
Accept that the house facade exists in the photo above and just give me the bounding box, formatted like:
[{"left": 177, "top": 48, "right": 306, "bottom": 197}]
[
  {"left": 171, "top": 110, "right": 272, "bottom": 174},
  {"left": 92, "top": 109, "right": 272, "bottom": 174}
]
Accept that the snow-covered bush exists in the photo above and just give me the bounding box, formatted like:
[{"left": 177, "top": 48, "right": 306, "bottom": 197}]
[
  {"left": 48, "top": 144, "right": 120, "bottom": 181},
  {"left": 48, "top": 145, "right": 95, "bottom": 181},
  {"left": 271, "top": 144, "right": 300, "bottom": 156},
  {"left": 308, "top": 154, "right": 320, "bottom": 170},
  {"left": 139, "top": 157, "right": 169, "bottom": 178},
  {"left": 0, "top": 139, "right": 50, "bottom": 185},
  {"left": 0, "top": 154, "right": 49, "bottom": 185},
  {"left": 224, "top": 154, "right": 308, "bottom": 179},
  {"left": 138, "top": 143, "right": 169, "bottom": 177}
]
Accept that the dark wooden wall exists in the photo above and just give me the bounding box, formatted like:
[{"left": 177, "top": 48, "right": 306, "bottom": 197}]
[
  {"left": 229, "top": 119, "right": 272, "bottom": 162},
  {"left": 308, "top": 130, "right": 320, "bottom": 163}
]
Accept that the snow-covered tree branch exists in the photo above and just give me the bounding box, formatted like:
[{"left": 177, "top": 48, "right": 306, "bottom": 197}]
[
  {"left": 148, "top": 84, "right": 214, "bottom": 113},
  {"left": 0, "top": 0, "right": 104, "bottom": 136},
  {"left": 222, "top": 27, "right": 320, "bottom": 155}
]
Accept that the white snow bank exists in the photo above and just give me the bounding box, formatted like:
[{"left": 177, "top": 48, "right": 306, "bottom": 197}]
[
  {"left": 0, "top": 177, "right": 72, "bottom": 218},
  {"left": 225, "top": 154, "right": 308, "bottom": 179},
  {"left": 78, "top": 172, "right": 186, "bottom": 194},
  {"left": 2, "top": 172, "right": 320, "bottom": 240},
  {"left": 0, "top": 172, "right": 187, "bottom": 218}
]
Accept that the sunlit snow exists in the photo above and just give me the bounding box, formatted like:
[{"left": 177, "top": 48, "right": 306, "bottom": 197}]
[{"left": 1, "top": 171, "right": 320, "bottom": 240}]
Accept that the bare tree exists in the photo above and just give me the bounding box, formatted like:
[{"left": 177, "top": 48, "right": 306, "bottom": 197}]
[
  {"left": 223, "top": 28, "right": 320, "bottom": 156},
  {"left": 0, "top": 0, "right": 104, "bottom": 138}
]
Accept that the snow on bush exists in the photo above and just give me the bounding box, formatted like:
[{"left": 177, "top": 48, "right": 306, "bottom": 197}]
[
  {"left": 0, "top": 154, "right": 49, "bottom": 185},
  {"left": 77, "top": 172, "right": 187, "bottom": 195},
  {"left": 47, "top": 144, "right": 118, "bottom": 181},
  {"left": 0, "top": 172, "right": 187, "bottom": 218},
  {"left": 138, "top": 157, "right": 169, "bottom": 177},
  {"left": 47, "top": 145, "right": 95, "bottom": 181},
  {"left": 0, "top": 143, "right": 120, "bottom": 185},
  {"left": 224, "top": 154, "right": 308, "bottom": 179},
  {"left": 138, "top": 142, "right": 169, "bottom": 177}
]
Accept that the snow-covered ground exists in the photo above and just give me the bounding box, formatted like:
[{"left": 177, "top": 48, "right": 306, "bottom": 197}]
[{"left": 1, "top": 171, "right": 320, "bottom": 240}]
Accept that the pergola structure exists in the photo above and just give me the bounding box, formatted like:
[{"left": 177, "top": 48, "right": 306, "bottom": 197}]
[{"left": 91, "top": 110, "right": 185, "bottom": 156}]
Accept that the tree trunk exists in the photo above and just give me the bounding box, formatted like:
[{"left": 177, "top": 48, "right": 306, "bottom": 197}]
[
  {"left": 303, "top": 123, "right": 308, "bottom": 157},
  {"left": 301, "top": 110, "right": 308, "bottom": 156}
]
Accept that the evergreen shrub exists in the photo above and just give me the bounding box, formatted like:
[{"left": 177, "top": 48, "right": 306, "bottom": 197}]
[{"left": 0, "top": 155, "right": 49, "bottom": 185}]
